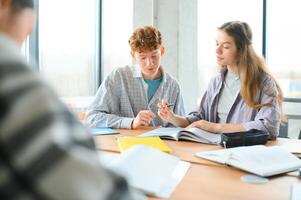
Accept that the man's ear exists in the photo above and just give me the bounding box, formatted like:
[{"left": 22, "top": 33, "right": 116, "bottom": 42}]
[
  {"left": 130, "top": 51, "right": 136, "bottom": 59},
  {"left": 160, "top": 46, "right": 165, "bottom": 56},
  {"left": 130, "top": 51, "right": 138, "bottom": 64}
]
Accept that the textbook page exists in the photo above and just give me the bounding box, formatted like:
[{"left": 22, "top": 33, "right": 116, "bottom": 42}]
[
  {"left": 139, "top": 127, "right": 181, "bottom": 140},
  {"left": 102, "top": 145, "right": 190, "bottom": 198},
  {"left": 279, "top": 143, "right": 301, "bottom": 157},
  {"left": 195, "top": 145, "right": 301, "bottom": 177},
  {"left": 180, "top": 127, "right": 221, "bottom": 144},
  {"left": 140, "top": 127, "right": 221, "bottom": 144}
]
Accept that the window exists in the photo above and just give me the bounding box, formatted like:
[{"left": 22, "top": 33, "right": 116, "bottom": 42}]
[
  {"left": 102, "top": 0, "right": 133, "bottom": 78},
  {"left": 198, "top": 0, "right": 263, "bottom": 96},
  {"left": 39, "top": 0, "right": 99, "bottom": 97},
  {"left": 266, "top": 0, "right": 301, "bottom": 98}
]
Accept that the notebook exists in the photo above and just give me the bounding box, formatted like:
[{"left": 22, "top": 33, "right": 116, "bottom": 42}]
[
  {"left": 195, "top": 145, "right": 301, "bottom": 177},
  {"left": 106, "top": 145, "right": 190, "bottom": 198},
  {"left": 89, "top": 127, "right": 119, "bottom": 135},
  {"left": 279, "top": 143, "right": 301, "bottom": 158},
  {"left": 140, "top": 127, "right": 221, "bottom": 144},
  {"left": 117, "top": 136, "right": 171, "bottom": 153}
]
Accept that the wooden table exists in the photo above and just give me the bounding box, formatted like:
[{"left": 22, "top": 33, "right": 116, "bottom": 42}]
[
  {"left": 94, "top": 129, "right": 301, "bottom": 200},
  {"left": 94, "top": 129, "right": 301, "bottom": 165},
  {"left": 149, "top": 163, "right": 300, "bottom": 200}
]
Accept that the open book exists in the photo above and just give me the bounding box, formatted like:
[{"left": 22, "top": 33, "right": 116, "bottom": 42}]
[
  {"left": 99, "top": 145, "right": 190, "bottom": 198},
  {"left": 140, "top": 127, "right": 221, "bottom": 144},
  {"left": 195, "top": 145, "right": 301, "bottom": 177},
  {"left": 278, "top": 143, "right": 301, "bottom": 158}
]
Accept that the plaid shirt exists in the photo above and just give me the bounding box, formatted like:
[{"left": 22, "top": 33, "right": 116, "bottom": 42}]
[
  {"left": 86, "top": 65, "right": 185, "bottom": 129},
  {"left": 0, "top": 34, "right": 142, "bottom": 200}
]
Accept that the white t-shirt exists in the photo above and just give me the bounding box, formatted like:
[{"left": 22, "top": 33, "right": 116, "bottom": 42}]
[{"left": 217, "top": 71, "right": 240, "bottom": 123}]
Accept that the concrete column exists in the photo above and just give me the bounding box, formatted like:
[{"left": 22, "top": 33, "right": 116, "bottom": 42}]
[
  {"left": 133, "top": 0, "right": 153, "bottom": 28},
  {"left": 178, "top": 0, "right": 198, "bottom": 112}
]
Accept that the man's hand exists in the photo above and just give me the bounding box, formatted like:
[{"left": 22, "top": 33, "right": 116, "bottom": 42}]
[{"left": 131, "top": 110, "right": 156, "bottom": 129}]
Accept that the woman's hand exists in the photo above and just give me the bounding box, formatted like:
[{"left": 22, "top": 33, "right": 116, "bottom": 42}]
[
  {"left": 157, "top": 100, "right": 175, "bottom": 122},
  {"left": 186, "top": 120, "right": 221, "bottom": 133}
]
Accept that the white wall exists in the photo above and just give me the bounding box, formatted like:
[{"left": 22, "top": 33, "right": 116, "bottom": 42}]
[{"left": 133, "top": 0, "right": 153, "bottom": 27}]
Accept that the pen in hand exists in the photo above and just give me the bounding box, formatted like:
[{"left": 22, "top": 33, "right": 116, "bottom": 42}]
[
  {"left": 166, "top": 104, "right": 174, "bottom": 108},
  {"left": 158, "top": 100, "right": 173, "bottom": 109},
  {"left": 147, "top": 105, "right": 156, "bottom": 127}
]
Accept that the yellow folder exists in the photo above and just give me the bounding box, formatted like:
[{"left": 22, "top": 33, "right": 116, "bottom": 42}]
[{"left": 117, "top": 136, "right": 172, "bottom": 153}]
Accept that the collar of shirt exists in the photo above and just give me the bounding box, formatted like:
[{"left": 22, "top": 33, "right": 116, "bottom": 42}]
[
  {"left": 131, "top": 64, "right": 167, "bottom": 83},
  {"left": 0, "top": 33, "right": 23, "bottom": 62}
]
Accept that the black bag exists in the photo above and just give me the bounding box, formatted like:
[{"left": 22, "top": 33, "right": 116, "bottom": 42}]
[{"left": 220, "top": 129, "right": 269, "bottom": 148}]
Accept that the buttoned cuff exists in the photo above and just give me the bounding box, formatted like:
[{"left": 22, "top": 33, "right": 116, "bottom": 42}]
[{"left": 121, "top": 117, "right": 135, "bottom": 129}]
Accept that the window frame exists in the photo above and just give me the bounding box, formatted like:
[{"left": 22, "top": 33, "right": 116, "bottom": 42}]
[
  {"left": 28, "top": 0, "right": 301, "bottom": 100},
  {"left": 29, "top": 0, "right": 102, "bottom": 93}
]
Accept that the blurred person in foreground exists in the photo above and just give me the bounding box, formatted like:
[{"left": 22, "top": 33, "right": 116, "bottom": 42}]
[{"left": 0, "top": 0, "right": 143, "bottom": 199}]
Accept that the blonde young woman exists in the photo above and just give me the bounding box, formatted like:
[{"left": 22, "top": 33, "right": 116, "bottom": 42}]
[{"left": 158, "top": 21, "right": 284, "bottom": 140}]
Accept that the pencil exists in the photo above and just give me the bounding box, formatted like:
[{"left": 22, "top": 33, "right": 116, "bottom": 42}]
[{"left": 147, "top": 105, "right": 156, "bottom": 127}]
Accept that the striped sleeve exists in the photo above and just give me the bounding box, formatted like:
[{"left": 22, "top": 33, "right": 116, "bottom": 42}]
[{"left": 0, "top": 62, "right": 143, "bottom": 200}]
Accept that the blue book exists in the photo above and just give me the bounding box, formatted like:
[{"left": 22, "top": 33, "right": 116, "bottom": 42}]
[{"left": 90, "top": 127, "right": 119, "bottom": 135}]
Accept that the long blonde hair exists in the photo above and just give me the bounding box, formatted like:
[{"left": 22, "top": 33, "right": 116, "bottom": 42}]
[{"left": 218, "top": 21, "right": 286, "bottom": 123}]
